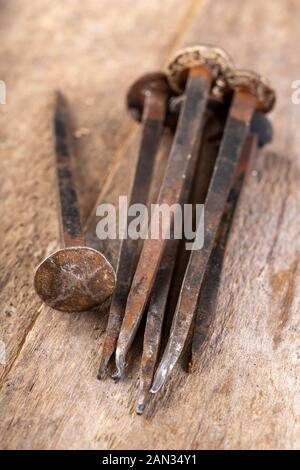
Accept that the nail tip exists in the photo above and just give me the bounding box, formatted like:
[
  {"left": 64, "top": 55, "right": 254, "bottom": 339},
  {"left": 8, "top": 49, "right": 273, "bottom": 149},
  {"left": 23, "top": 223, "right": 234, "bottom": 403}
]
[
  {"left": 97, "top": 370, "right": 105, "bottom": 381},
  {"left": 114, "top": 348, "right": 126, "bottom": 378},
  {"left": 151, "top": 364, "right": 170, "bottom": 393},
  {"left": 136, "top": 392, "right": 147, "bottom": 415},
  {"left": 150, "top": 380, "right": 162, "bottom": 394},
  {"left": 97, "top": 354, "right": 111, "bottom": 380},
  {"left": 55, "top": 90, "right": 67, "bottom": 109},
  {"left": 111, "top": 368, "right": 123, "bottom": 381},
  {"left": 136, "top": 403, "right": 145, "bottom": 415},
  {"left": 111, "top": 363, "right": 124, "bottom": 381}
]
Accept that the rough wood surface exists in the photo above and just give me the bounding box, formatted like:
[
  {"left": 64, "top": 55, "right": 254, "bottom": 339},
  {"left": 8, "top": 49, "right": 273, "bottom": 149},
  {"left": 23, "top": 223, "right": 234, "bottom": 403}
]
[{"left": 1, "top": 0, "right": 300, "bottom": 450}]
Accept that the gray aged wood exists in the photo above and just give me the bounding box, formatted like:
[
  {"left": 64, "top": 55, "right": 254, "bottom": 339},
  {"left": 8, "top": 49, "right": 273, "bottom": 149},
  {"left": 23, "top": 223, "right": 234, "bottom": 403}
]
[{"left": 1, "top": 0, "right": 300, "bottom": 450}]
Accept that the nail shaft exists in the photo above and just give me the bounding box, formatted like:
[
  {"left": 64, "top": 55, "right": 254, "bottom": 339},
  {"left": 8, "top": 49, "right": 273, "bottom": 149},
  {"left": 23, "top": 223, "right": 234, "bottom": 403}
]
[{"left": 54, "top": 91, "right": 85, "bottom": 247}]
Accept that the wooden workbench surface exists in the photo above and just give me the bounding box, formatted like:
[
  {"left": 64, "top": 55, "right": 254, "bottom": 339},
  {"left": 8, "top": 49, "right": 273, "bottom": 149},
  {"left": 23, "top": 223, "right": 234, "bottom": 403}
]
[{"left": 1, "top": 0, "right": 300, "bottom": 450}]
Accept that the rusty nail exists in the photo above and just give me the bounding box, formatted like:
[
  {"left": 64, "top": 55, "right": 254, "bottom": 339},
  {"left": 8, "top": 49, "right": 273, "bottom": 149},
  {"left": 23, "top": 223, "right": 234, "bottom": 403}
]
[{"left": 34, "top": 92, "right": 115, "bottom": 312}]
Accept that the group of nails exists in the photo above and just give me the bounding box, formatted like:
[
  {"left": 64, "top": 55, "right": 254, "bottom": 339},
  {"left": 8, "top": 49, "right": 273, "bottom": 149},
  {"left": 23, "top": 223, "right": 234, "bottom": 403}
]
[{"left": 34, "top": 45, "right": 275, "bottom": 414}]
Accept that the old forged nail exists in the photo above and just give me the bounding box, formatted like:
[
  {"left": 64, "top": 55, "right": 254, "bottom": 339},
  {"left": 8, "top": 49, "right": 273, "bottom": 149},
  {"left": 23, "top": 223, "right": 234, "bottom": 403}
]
[
  {"left": 34, "top": 91, "right": 115, "bottom": 312},
  {"left": 114, "top": 46, "right": 234, "bottom": 379},
  {"left": 151, "top": 70, "right": 275, "bottom": 393},
  {"left": 98, "top": 74, "right": 170, "bottom": 379}
]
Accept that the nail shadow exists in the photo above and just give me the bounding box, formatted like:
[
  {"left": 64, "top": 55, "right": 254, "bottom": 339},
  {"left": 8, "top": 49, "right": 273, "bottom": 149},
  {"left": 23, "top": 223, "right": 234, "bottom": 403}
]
[{"left": 190, "top": 185, "right": 239, "bottom": 367}]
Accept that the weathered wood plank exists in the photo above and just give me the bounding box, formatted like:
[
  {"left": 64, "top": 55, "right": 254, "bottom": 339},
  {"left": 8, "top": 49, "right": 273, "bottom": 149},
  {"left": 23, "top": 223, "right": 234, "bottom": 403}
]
[{"left": 1, "top": 0, "right": 300, "bottom": 450}]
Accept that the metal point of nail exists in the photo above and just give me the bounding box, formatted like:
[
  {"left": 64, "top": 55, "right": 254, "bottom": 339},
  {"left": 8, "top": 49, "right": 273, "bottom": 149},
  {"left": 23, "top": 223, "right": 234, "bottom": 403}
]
[
  {"left": 151, "top": 69, "right": 276, "bottom": 393},
  {"left": 34, "top": 91, "right": 115, "bottom": 312}
]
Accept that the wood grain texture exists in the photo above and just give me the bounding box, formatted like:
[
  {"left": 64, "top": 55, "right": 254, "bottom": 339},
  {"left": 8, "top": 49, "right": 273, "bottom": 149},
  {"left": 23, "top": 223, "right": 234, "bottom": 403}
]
[{"left": 1, "top": 0, "right": 300, "bottom": 450}]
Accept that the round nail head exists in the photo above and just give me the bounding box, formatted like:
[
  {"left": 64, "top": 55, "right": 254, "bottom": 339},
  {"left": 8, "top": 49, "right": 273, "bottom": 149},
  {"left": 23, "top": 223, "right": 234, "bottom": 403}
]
[
  {"left": 166, "top": 45, "right": 235, "bottom": 94},
  {"left": 127, "top": 72, "right": 170, "bottom": 122},
  {"left": 223, "top": 69, "right": 276, "bottom": 113},
  {"left": 34, "top": 247, "right": 116, "bottom": 312}
]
